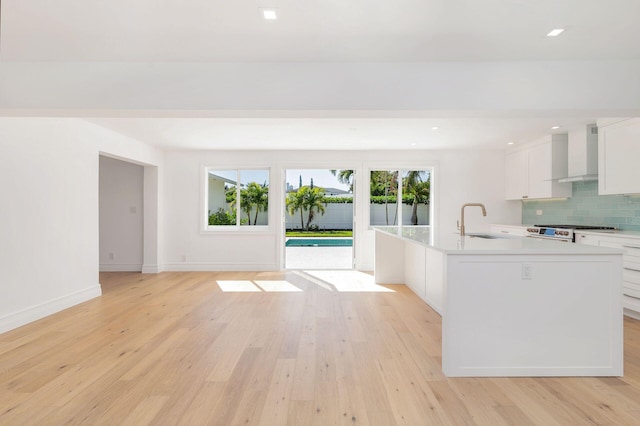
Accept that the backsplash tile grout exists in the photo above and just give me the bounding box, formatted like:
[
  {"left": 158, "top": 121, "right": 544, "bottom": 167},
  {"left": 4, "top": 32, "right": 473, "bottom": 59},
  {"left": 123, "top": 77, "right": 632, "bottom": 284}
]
[{"left": 522, "top": 181, "right": 640, "bottom": 231}]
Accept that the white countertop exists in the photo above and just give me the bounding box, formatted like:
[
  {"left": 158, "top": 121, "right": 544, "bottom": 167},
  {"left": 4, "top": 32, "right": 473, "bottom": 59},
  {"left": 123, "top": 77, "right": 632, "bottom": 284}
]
[
  {"left": 374, "top": 226, "right": 623, "bottom": 255},
  {"left": 572, "top": 229, "right": 640, "bottom": 239}
]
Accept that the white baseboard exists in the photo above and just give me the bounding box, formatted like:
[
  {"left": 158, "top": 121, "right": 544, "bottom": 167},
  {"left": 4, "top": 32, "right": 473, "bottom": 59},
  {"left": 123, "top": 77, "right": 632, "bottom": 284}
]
[
  {"left": 163, "top": 262, "right": 278, "bottom": 272},
  {"left": 141, "top": 264, "right": 161, "bottom": 274},
  {"left": 99, "top": 263, "right": 142, "bottom": 272},
  {"left": 0, "top": 284, "right": 102, "bottom": 334},
  {"left": 624, "top": 308, "right": 640, "bottom": 321}
]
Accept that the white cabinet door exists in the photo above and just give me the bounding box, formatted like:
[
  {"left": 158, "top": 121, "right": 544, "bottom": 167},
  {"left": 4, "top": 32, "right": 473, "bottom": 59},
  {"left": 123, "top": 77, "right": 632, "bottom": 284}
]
[
  {"left": 505, "top": 135, "right": 571, "bottom": 200},
  {"left": 527, "top": 143, "right": 552, "bottom": 199},
  {"left": 505, "top": 150, "right": 528, "bottom": 200},
  {"left": 599, "top": 118, "right": 640, "bottom": 195}
]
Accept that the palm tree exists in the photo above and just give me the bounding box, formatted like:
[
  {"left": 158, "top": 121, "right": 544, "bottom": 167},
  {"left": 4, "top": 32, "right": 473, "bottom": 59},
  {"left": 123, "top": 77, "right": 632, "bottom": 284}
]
[
  {"left": 245, "top": 182, "right": 269, "bottom": 225},
  {"left": 301, "top": 186, "right": 327, "bottom": 230},
  {"left": 371, "top": 171, "right": 398, "bottom": 225},
  {"left": 330, "top": 169, "right": 354, "bottom": 191},
  {"left": 286, "top": 189, "right": 306, "bottom": 229},
  {"left": 226, "top": 185, "right": 254, "bottom": 225},
  {"left": 403, "top": 171, "right": 430, "bottom": 225},
  {"left": 286, "top": 186, "right": 327, "bottom": 230}
]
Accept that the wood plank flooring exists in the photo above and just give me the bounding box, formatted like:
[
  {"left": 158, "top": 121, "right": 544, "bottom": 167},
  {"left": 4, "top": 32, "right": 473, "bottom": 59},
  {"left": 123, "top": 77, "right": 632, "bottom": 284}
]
[{"left": 2, "top": 271, "right": 640, "bottom": 425}]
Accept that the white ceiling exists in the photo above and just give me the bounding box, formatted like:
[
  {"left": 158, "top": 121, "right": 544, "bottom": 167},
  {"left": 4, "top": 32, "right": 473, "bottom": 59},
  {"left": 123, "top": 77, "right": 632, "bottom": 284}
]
[
  {"left": 1, "top": 1, "right": 636, "bottom": 150},
  {"left": 2, "top": 0, "right": 639, "bottom": 61}
]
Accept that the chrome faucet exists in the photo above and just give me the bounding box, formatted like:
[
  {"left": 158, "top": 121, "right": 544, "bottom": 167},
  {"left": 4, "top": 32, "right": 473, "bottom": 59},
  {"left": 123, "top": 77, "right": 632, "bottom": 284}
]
[{"left": 460, "top": 203, "right": 487, "bottom": 236}]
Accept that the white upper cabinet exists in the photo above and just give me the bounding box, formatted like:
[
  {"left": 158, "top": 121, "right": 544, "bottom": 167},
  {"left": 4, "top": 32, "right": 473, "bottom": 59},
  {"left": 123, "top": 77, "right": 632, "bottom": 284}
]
[
  {"left": 505, "top": 134, "right": 572, "bottom": 200},
  {"left": 598, "top": 118, "right": 640, "bottom": 195},
  {"left": 505, "top": 149, "right": 528, "bottom": 200}
]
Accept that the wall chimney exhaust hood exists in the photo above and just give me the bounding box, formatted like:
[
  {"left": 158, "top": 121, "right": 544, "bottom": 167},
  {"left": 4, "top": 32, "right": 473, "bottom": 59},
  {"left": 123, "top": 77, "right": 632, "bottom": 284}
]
[
  {"left": 557, "top": 124, "right": 598, "bottom": 183},
  {"left": 557, "top": 174, "right": 598, "bottom": 183}
]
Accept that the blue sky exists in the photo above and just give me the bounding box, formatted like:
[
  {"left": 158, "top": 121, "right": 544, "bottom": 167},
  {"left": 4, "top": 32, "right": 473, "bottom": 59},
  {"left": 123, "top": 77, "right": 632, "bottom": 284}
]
[
  {"left": 211, "top": 169, "right": 429, "bottom": 192},
  {"left": 209, "top": 168, "right": 351, "bottom": 191},
  {"left": 285, "top": 169, "right": 351, "bottom": 191}
]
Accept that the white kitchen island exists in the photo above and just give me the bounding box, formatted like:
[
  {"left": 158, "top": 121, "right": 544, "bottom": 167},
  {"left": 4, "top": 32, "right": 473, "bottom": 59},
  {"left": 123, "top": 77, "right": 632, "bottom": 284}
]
[{"left": 374, "top": 226, "right": 624, "bottom": 377}]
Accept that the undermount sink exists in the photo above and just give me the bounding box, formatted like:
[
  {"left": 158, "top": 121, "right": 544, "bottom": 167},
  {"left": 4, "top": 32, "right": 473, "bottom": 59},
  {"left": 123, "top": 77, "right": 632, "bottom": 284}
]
[{"left": 467, "top": 233, "right": 505, "bottom": 239}]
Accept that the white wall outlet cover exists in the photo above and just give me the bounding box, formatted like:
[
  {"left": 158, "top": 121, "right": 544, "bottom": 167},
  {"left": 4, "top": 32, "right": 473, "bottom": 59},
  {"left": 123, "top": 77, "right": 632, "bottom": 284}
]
[
  {"left": 536, "top": 210, "right": 543, "bottom": 216},
  {"left": 521, "top": 263, "right": 533, "bottom": 280}
]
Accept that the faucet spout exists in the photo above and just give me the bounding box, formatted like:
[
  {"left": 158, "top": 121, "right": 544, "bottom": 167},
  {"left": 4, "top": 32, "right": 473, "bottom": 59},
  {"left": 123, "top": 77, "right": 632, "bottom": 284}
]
[{"left": 460, "top": 203, "right": 487, "bottom": 236}]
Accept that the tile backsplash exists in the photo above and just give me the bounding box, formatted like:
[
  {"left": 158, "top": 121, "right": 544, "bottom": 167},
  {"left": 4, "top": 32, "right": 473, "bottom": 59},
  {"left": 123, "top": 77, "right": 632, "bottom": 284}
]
[{"left": 522, "top": 181, "right": 640, "bottom": 231}]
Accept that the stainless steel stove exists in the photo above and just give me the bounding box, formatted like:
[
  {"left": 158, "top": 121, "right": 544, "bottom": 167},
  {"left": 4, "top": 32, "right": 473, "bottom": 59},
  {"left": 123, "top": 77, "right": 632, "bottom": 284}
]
[{"left": 526, "top": 224, "right": 616, "bottom": 242}]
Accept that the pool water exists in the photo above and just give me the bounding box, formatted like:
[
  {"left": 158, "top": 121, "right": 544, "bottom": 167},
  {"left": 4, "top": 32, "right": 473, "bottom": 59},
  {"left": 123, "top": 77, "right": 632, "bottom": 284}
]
[{"left": 286, "top": 238, "right": 353, "bottom": 247}]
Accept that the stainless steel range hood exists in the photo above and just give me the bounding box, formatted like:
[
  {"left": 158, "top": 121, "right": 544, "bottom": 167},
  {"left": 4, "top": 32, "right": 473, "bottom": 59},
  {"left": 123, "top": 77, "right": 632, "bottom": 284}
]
[
  {"left": 557, "top": 174, "right": 598, "bottom": 183},
  {"left": 556, "top": 124, "right": 598, "bottom": 183}
]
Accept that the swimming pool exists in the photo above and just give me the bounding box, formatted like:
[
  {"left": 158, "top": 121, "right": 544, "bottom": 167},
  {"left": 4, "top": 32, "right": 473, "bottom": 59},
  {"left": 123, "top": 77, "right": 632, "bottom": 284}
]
[{"left": 285, "top": 238, "right": 353, "bottom": 247}]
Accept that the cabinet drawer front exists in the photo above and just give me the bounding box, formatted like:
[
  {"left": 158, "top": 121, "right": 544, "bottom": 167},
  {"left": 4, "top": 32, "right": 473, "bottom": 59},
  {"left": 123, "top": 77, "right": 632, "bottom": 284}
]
[
  {"left": 621, "top": 243, "right": 640, "bottom": 259},
  {"left": 623, "top": 269, "right": 640, "bottom": 285},
  {"left": 624, "top": 295, "right": 640, "bottom": 314},
  {"left": 600, "top": 240, "right": 640, "bottom": 268},
  {"left": 600, "top": 240, "right": 640, "bottom": 255},
  {"left": 624, "top": 258, "right": 640, "bottom": 272},
  {"left": 624, "top": 284, "right": 640, "bottom": 299}
]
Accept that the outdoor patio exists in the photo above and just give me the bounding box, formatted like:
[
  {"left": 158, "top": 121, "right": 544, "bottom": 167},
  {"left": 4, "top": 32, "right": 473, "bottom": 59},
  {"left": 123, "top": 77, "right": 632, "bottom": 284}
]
[{"left": 285, "top": 246, "right": 353, "bottom": 269}]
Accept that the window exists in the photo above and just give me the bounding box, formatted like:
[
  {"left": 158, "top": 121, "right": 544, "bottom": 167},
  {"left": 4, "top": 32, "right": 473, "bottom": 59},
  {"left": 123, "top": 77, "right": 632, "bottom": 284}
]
[
  {"left": 206, "top": 169, "right": 270, "bottom": 229},
  {"left": 369, "top": 169, "right": 430, "bottom": 226}
]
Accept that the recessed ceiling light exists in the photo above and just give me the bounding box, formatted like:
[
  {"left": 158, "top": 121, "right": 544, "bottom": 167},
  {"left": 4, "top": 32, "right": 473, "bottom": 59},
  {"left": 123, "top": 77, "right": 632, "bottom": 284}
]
[
  {"left": 547, "top": 29, "right": 565, "bottom": 37},
  {"left": 411, "top": 142, "right": 417, "bottom": 146},
  {"left": 431, "top": 126, "right": 439, "bottom": 130},
  {"left": 551, "top": 126, "right": 560, "bottom": 130},
  {"left": 262, "top": 9, "right": 277, "bottom": 20},
  {"left": 507, "top": 142, "right": 515, "bottom": 145}
]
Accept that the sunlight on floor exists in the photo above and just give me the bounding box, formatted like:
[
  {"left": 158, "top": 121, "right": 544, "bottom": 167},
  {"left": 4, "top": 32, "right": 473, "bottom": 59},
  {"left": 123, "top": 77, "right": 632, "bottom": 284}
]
[
  {"left": 303, "top": 270, "right": 395, "bottom": 293},
  {"left": 254, "top": 280, "right": 303, "bottom": 292},
  {"left": 217, "top": 272, "right": 395, "bottom": 293},
  {"left": 217, "top": 280, "right": 262, "bottom": 292},
  {"left": 217, "top": 280, "right": 303, "bottom": 292}
]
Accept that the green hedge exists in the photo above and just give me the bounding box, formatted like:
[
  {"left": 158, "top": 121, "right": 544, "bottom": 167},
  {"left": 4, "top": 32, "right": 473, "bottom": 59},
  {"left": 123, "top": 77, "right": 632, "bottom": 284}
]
[
  {"left": 370, "top": 195, "right": 429, "bottom": 205},
  {"left": 322, "top": 196, "right": 428, "bottom": 205},
  {"left": 323, "top": 196, "right": 353, "bottom": 203}
]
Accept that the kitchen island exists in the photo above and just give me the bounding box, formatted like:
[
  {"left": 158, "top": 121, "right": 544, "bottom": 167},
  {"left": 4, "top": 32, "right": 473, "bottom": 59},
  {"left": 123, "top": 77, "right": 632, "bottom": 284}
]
[{"left": 374, "top": 226, "right": 623, "bottom": 377}]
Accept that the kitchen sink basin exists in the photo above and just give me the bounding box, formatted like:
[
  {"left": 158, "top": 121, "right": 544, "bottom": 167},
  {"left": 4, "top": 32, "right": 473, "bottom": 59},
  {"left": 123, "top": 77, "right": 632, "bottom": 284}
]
[{"left": 467, "top": 233, "right": 506, "bottom": 239}]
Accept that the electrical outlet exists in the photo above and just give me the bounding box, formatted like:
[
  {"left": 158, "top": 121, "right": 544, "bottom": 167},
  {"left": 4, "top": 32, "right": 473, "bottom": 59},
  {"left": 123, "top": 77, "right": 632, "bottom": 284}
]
[
  {"left": 130, "top": 206, "right": 137, "bottom": 214},
  {"left": 536, "top": 210, "right": 543, "bottom": 216},
  {"left": 181, "top": 255, "right": 187, "bottom": 262},
  {"left": 521, "top": 263, "right": 533, "bottom": 280},
  {"left": 108, "top": 253, "right": 115, "bottom": 260}
]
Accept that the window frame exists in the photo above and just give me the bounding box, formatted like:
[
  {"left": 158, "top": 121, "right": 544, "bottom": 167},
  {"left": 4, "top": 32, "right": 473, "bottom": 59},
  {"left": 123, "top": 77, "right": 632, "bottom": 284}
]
[
  {"left": 202, "top": 167, "right": 272, "bottom": 233},
  {"left": 367, "top": 168, "right": 431, "bottom": 228}
]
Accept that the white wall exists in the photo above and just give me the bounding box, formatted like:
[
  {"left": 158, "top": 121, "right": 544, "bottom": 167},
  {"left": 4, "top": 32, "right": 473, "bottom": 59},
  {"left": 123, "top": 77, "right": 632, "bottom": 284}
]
[
  {"left": 162, "top": 149, "right": 520, "bottom": 272},
  {"left": 0, "top": 117, "right": 163, "bottom": 333},
  {"left": 99, "top": 156, "right": 144, "bottom": 271}
]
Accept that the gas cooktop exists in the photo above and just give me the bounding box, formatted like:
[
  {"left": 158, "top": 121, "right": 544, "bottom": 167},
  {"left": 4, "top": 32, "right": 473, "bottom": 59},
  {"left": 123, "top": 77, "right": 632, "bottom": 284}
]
[{"left": 534, "top": 225, "right": 616, "bottom": 230}]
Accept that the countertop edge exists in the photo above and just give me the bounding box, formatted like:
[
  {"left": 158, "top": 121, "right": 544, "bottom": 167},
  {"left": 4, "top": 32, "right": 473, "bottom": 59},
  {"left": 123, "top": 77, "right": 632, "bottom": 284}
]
[{"left": 374, "top": 227, "right": 624, "bottom": 255}]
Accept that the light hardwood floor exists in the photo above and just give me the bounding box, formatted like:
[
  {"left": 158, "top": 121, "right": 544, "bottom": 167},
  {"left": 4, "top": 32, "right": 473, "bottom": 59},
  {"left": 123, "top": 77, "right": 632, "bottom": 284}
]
[{"left": 2, "top": 271, "right": 640, "bottom": 425}]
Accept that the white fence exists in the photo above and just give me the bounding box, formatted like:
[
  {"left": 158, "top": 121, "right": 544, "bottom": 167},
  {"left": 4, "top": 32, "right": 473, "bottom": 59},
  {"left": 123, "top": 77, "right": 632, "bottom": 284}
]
[
  {"left": 224, "top": 202, "right": 430, "bottom": 229},
  {"left": 285, "top": 203, "right": 429, "bottom": 230}
]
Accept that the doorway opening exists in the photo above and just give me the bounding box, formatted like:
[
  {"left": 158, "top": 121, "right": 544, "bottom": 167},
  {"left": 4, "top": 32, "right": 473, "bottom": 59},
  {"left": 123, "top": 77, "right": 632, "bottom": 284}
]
[
  {"left": 284, "top": 169, "right": 355, "bottom": 269},
  {"left": 99, "top": 155, "right": 145, "bottom": 272}
]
